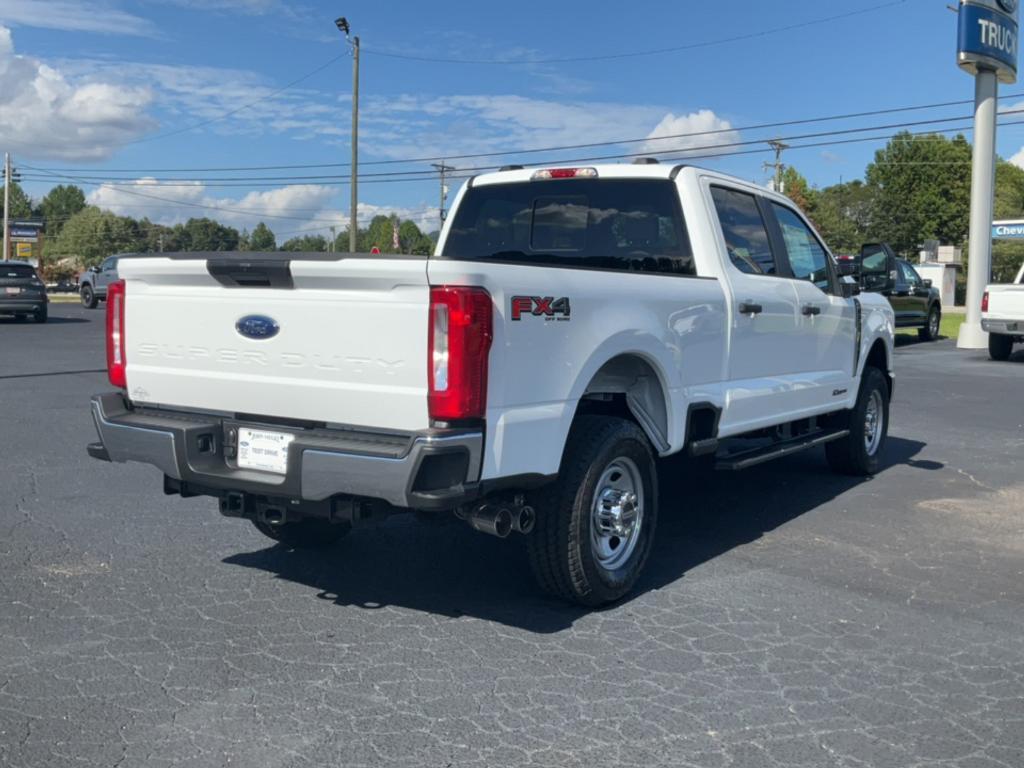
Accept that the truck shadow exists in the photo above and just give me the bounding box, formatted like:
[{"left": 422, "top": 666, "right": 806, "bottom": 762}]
[{"left": 223, "top": 436, "right": 932, "bottom": 634}]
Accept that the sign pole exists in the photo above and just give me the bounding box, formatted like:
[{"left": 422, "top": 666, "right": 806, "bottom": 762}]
[
  {"left": 955, "top": 0, "right": 1019, "bottom": 349},
  {"left": 958, "top": 68, "right": 999, "bottom": 348}
]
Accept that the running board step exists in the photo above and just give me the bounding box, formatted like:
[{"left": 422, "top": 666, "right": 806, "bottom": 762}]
[{"left": 714, "top": 429, "right": 849, "bottom": 471}]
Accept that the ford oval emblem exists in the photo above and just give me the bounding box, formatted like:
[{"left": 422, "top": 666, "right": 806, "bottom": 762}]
[{"left": 235, "top": 315, "right": 280, "bottom": 340}]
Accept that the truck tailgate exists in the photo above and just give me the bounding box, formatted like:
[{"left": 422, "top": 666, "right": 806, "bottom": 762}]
[
  {"left": 119, "top": 256, "right": 431, "bottom": 432},
  {"left": 985, "top": 284, "right": 1024, "bottom": 319}
]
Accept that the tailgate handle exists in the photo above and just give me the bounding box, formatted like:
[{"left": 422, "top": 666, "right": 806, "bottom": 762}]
[{"left": 207, "top": 260, "right": 294, "bottom": 289}]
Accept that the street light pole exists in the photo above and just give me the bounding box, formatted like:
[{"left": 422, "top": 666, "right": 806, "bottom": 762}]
[
  {"left": 3, "top": 153, "right": 10, "bottom": 262},
  {"left": 337, "top": 17, "right": 359, "bottom": 253}
]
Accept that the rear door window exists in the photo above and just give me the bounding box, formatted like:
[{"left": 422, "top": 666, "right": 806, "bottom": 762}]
[
  {"left": 441, "top": 179, "right": 694, "bottom": 275},
  {"left": 710, "top": 186, "right": 777, "bottom": 276}
]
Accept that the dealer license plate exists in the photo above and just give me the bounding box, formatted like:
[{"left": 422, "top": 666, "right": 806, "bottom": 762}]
[{"left": 237, "top": 427, "right": 295, "bottom": 475}]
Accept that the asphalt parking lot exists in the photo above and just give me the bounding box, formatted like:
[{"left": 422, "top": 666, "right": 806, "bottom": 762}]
[{"left": 1, "top": 304, "right": 1022, "bottom": 768}]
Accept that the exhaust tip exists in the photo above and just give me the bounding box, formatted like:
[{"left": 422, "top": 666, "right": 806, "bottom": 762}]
[
  {"left": 467, "top": 504, "right": 513, "bottom": 538},
  {"left": 512, "top": 505, "right": 535, "bottom": 535}
]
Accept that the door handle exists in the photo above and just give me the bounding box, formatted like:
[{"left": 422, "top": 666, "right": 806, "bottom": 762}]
[
  {"left": 738, "top": 302, "right": 763, "bottom": 315},
  {"left": 801, "top": 304, "right": 821, "bottom": 316}
]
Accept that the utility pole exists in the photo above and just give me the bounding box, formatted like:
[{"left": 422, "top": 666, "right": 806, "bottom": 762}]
[
  {"left": 336, "top": 17, "right": 359, "bottom": 253},
  {"left": 329, "top": 225, "right": 337, "bottom": 253},
  {"left": 3, "top": 153, "right": 11, "bottom": 262},
  {"left": 432, "top": 162, "right": 455, "bottom": 227},
  {"left": 763, "top": 140, "right": 789, "bottom": 193}
]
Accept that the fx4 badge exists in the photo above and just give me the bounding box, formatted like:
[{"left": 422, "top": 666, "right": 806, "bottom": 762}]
[{"left": 511, "top": 296, "right": 571, "bottom": 322}]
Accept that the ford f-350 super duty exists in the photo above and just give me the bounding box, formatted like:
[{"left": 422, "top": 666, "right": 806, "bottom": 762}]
[{"left": 88, "top": 163, "right": 896, "bottom": 606}]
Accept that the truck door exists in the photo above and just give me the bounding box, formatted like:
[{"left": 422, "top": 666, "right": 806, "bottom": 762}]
[
  {"left": 766, "top": 202, "right": 856, "bottom": 410},
  {"left": 897, "top": 260, "right": 929, "bottom": 325},
  {"left": 708, "top": 185, "right": 805, "bottom": 433}
]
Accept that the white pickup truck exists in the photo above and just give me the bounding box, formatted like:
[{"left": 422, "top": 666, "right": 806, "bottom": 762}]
[
  {"left": 88, "top": 163, "right": 895, "bottom": 606},
  {"left": 982, "top": 263, "right": 1024, "bottom": 361}
]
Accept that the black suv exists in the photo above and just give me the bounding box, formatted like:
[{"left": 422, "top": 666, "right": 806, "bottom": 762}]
[
  {"left": 0, "top": 262, "right": 48, "bottom": 323},
  {"left": 855, "top": 244, "right": 942, "bottom": 341}
]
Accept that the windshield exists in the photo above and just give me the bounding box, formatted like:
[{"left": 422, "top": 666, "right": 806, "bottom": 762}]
[{"left": 441, "top": 179, "right": 694, "bottom": 275}]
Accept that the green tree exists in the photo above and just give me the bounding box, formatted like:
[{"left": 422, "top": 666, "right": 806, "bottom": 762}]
[
  {"left": 811, "top": 180, "right": 876, "bottom": 254},
  {"left": 280, "top": 234, "right": 328, "bottom": 252},
  {"left": 46, "top": 206, "right": 144, "bottom": 266},
  {"left": 39, "top": 185, "right": 86, "bottom": 238},
  {"left": 175, "top": 218, "right": 240, "bottom": 251},
  {"left": 361, "top": 215, "right": 398, "bottom": 253},
  {"left": 1, "top": 180, "right": 32, "bottom": 221},
  {"left": 866, "top": 132, "right": 972, "bottom": 256},
  {"left": 992, "top": 159, "right": 1024, "bottom": 282},
  {"left": 780, "top": 166, "right": 817, "bottom": 221},
  {"left": 138, "top": 219, "right": 179, "bottom": 253},
  {"left": 249, "top": 221, "right": 276, "bottom": 251}
]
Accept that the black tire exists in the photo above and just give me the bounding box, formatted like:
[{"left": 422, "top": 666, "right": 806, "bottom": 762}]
[
  {"left": 825, "top": 367, "right": 890, "bottom": 476},
  {"left": 81, "top": 284, "right": 97, "bottom": 309},
  {"left": 33, "top": 305, "right": 48, "bottom": 324},
  {"left": 918, "top": 305, "right": 940, "bottom": 341},
  {"left": 527, "top": 416, "right": 658, "bottom": 607},
  {"left": 988, "top": 333, "right": 1014, "bottom": 361},
  {"left": 251, "top": 518, "right": 350, "bottom": 549}
]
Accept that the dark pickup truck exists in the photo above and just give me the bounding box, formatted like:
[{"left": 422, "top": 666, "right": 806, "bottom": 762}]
[{"left": 840, "top": 243, "right": 942, "bottom": 341}]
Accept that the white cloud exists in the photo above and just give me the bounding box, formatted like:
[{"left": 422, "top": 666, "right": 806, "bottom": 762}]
[
  {"left": 354, "top": 95, "right": 737, "bottom": 165},
  {"left": 0, "top": 1, "right": 155, "bottom": 36},
  {"left": 0, "top": 26, "right": 154, "bottom": 160},
  {"left": 1009, "top": 147, "right": 1024, "bottom": 169},
  {"left": 86, "top": 178, "right": 438, "bottom": 236},
  {"left": 640, "top": 109, "right": 739, "bottom": 157}
]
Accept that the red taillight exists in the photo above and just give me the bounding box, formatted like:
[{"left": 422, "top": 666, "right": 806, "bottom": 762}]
[
  {"left": 982, "top": 291, "right": 990, "bottom": 313},
  {"left": 106, "top": 280, "right": 127, "bottom": 388},
  {"left": 428, "top": 286, "right": 493, "bottom": 421}
]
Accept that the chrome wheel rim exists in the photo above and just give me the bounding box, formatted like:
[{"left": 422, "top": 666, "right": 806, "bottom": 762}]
[
  {"left": 864, "top": 390, "right": 884, "bottom": 456},
  {"left": 929, "top": 311, "right": 940, "bottom": 337},
  {"left": 590, "top": 457, "right": 644, "bottom": 571}
]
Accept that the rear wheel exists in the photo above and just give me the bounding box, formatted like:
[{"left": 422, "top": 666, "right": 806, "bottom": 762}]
[
  {"left": 33, "top": 305, "right": 47, "bottom": 324},
  {"left": 919, "top": 305, "right": 940, "bottom": 341},
  {"left": 825, "top": 366, "right": 890, "bottom": 476},
  {"left": 81, "top": 284, "right": 97, "bottom": 309},
  {"left": 988, "top": 332, "right": 1014, "bottom": 361},
  {"left": 251, "top": 518, "right": 350, "bottom": 549},
  {"left": 527, "top": 416, "right": 658, "bottom": 606}
]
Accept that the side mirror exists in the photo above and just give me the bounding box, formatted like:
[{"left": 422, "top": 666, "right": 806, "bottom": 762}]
[
  {"left": 922, "top": 279, "right": 933, "bottom": 289},
  {"left": 840, "top": 276, "right": 860, "bottom": 299}
]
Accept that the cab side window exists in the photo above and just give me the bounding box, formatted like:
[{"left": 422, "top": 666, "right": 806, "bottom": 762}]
[
  {"left": 771, "top": 203, "right": 831, "bottom": 292},
  {"left": 101, "top": 257, "right": 117, "bottom": 272},
  {"left": 898, "top": 260, "right": 921, "bottom": 287},
  {"left": 710, "top": 186, "right": 776, "bottom": 276}
]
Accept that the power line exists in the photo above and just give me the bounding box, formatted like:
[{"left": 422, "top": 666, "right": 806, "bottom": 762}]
[
  {"left": 24, "top": 109, "right": 1024, "bottom": 186},
  {"left": 33, "top": 90, "right": 1020, "bottom": 175},
  {"left": 360, "top": 1, "right": 906, "bottom": 65}
]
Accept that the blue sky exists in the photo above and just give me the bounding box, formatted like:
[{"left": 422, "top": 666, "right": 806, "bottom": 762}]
[{"left": 1, "top": 0, "right": 1018, "bottom": 237}]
